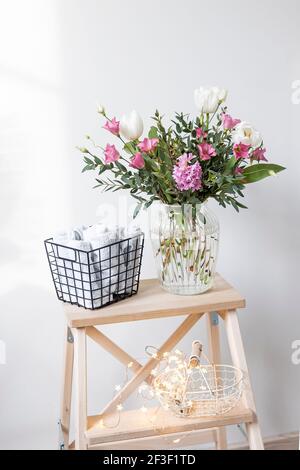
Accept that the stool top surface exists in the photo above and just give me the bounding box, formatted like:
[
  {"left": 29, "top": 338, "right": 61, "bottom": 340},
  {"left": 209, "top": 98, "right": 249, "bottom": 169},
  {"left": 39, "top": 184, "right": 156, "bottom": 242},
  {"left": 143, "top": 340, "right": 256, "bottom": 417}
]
[{"left": 64, "top": 273, "right": 245, "bottom": 327}]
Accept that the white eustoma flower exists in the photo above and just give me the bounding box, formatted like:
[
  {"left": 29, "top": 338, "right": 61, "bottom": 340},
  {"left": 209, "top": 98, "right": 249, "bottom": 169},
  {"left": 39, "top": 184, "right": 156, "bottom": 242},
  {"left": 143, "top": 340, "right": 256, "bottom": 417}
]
[
  {"left": 232, "top": 121, "right": 263, "bottom": 148},
  {"left": 194, "top": 86, "right": 228, "bottom": 113},
  {"left": 120, "top": 110, "right": 144, "bottom": 140}
]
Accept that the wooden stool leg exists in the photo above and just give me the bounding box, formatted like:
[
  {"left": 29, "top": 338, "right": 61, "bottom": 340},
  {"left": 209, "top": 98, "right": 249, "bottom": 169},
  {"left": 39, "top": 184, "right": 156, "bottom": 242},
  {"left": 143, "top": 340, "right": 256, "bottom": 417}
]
[
  {"left": 61, "top": 326, "right": 74, "bottom": 449},
  {"left": 206, "top": 312, "right": 227, "bottom": 450},
  {"left": 223, "top": 310, "right": 264, "bottom": 450},
  {"left": 74, "top": 327, "right": 87, "bottom": 450}
]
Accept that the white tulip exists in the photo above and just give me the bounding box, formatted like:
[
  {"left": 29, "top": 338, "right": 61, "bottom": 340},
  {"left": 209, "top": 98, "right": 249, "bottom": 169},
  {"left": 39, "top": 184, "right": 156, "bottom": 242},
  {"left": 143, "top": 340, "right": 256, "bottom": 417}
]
[
  {"left": 232, "top": 121, "right": 263, "bottom": 148},
  {"left": 120, "top": 110, "right": 144, "bottom": 141},
  {"left": 194, "top": 86, "right": 228, "bottom": 113},
  {"left": 217, "top": 88, "right": 228, "bottom": 102},
  {"left": 97, "top": 104, "right": 105, "bottom": 115}
]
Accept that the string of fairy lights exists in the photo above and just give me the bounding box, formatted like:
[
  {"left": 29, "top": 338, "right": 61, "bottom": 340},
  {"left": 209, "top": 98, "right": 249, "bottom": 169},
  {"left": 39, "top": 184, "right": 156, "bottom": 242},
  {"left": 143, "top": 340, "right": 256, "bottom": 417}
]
[
  {"left": 97, "top": 345, "right": 243, "bottom": 447},
  {"left": 98, "top": 347, "right": 203, "bottom": 446}
]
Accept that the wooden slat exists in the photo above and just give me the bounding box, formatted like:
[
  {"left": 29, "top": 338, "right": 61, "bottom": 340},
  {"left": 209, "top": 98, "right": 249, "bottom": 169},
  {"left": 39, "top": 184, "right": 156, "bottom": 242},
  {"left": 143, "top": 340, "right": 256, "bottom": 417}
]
[
  {"left": 85, "top": 405, "right": 254, "bottom": 446},
  {"left": 64, "top": 274, "right": 245, "bottom": 328},
  {"left": 99, "top": 313, "right": 203, "bottom": 418},
  {"left": 85, "top": 326, "right": 152, "bottom": 385},
  {"left": 74, "top": 328, "right": 87, "bottom": 450},
  {"left": 206, "top": 312, "right": 228, "bottom": 450},
  {"left": 70, "top": 431, "right": 300, "bottom": 451},
  {"left": 60, "top": 327, "right": 74, "bottom": 449},
  {"left": 88, "top": 429, "right": 216, "bottom": 450},
  {"left": 224, "top": 310, "right": 264, "bottom": 450}
]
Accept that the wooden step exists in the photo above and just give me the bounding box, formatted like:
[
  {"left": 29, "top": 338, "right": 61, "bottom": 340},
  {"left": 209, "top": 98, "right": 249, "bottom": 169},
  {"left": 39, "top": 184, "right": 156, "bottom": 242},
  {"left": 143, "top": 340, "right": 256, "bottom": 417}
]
[
  {"left": 65, "top": 274, "right": 245, "bottom": 328},
  {"left": 85, "top": 405, "right": 254, "bottom": 446}
]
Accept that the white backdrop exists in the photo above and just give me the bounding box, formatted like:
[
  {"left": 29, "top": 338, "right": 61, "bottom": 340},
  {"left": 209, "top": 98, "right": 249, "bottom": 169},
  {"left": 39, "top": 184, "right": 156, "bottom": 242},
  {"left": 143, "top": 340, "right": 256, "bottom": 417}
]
[{"left": 0, "top": 0, "right": 299, "bottom": 449}]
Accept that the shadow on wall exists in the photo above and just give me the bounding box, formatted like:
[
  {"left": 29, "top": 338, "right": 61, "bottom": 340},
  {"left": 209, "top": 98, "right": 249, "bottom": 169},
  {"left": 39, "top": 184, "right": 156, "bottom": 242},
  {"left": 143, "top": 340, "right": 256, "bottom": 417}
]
[{"left": 0, "top": 283, "right": 65, "bottom": 449}]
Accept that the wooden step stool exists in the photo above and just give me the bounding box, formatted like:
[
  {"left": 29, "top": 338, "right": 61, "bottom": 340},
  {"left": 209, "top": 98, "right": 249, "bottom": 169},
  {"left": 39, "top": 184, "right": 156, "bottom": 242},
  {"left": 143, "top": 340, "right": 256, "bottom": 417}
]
[{"left": 60, "top": 273, "right": 264, "bottom": 450}]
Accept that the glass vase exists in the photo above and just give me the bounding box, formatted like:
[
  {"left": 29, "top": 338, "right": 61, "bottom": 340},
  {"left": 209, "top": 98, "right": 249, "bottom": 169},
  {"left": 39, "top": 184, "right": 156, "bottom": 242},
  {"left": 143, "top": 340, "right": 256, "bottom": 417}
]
[{"left": 149, "top": 202, "right": 219, "bottom": 295}]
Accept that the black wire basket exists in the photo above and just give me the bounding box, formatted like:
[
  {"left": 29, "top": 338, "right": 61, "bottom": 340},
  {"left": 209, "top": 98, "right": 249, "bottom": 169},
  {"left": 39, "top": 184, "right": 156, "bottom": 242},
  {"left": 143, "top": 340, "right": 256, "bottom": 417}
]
[{"left": 44, "top": 233, "right": 144, "bottom": 310}]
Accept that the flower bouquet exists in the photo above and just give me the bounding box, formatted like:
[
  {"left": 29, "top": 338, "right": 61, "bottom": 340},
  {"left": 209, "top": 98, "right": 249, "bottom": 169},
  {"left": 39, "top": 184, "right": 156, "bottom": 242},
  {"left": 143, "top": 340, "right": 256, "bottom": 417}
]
[{"left": 79, "top": 87, "right": 285, "bottom": 295}]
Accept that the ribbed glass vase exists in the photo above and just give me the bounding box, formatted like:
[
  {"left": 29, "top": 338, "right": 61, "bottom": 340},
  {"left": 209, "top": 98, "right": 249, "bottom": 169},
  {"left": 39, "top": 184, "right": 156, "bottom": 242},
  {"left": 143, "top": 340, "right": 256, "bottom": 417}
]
[{"left": 149, "top": 202, "right": 219, "bottom": 295}]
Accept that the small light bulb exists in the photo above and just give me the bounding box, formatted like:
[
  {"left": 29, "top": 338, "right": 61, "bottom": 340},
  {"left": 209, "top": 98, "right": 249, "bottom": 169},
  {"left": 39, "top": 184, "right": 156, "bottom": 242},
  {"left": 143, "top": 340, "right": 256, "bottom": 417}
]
[
  {"left": 115, "top": 384, "right": 121, "bottom": 391},
  {"left": 138, "top": 384, "right": 147, "bottom": 393},
  {"left": 151, "top": 369, "right": 158, "bottom": 376},
  {"left": 169, "top": 355, "right": 177, "bottom": 362},
  {"left": 173, "top": 438, "right": 181, "bottom": 444},
  {"left": 116, "top": 404, "right": 123, "bottom": 411},
  {"left": 127, "top": 362, "right": 133, "bottom": 368},
  {"left": 163, "top": 352, "right": 169, "bottom": 358},
  {"left": 152, "top": 352, "right": 158, "bottom": 359}
]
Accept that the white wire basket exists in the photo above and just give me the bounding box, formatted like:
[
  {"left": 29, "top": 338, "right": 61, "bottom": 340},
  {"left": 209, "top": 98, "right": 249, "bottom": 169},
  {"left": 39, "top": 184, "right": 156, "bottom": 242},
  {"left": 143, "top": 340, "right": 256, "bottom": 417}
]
[{"left": 152, "top": 342, "right": 244, "bottom": 418}]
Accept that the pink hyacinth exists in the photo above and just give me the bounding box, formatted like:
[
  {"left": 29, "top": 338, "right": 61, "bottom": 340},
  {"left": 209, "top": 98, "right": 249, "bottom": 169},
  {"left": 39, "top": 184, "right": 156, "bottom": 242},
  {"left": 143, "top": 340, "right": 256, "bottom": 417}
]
[
  {"left": 233, "top": 143, "right": 250, "bottom": 160},
  {"left": 196, "top": 127, "right": 207, "bottom": 139},
  {"left": 252, "top": 147, "right": 268, "bottom": 162},
  {"left": 103, "top": 117, "right": 120, "bottom": 136},
  {"left": 137, "top": 137, "right": 159, "bottom": 153},
  {"left": 104, "top": 144, "right": 120, "bottom": 164},
  {"left": 198, "top": 142, "right": 216, "bottom": 161},
  {"left": 172, "top": 153, "right": 202, "bottom": 192},
  {"left": 129, "top": 152, "right": 145, "bottom": 169},
  {"left": 222, "top": 113, "right": 241, "bottom": 130}
]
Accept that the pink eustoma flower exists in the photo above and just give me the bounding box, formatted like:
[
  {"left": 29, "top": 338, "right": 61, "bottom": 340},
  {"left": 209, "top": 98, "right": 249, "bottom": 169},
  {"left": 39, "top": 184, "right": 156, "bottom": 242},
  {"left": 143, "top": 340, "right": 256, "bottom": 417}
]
[
  {"left": 103, "top": 117, "right": 120, "bottom": 136},
  {"left": 172, "top": 153, "right": 202, "bottom": 192},
  {"left": 196, "top": 127, "right": 207, "bottom": 139},
  {"left": 198, "top": 142, "right": 217, "bottom": 161},
  {"left": 252, "top": 147, "right": 268, "bottom": 162},
  {"left": 104, "top": 144, "right": 120, "bottom": 164},
  {"left": 130, "top": 152, "right": 145, "bottom": 169},
  {"left": 233, "top": 143, "right": 250, "bottom": 160},
  {"left": 222, "top": 113, "right": 241, "bottom": 130},
  {"left": 137, "top": 138, "right": 159, "bottom": 153}
]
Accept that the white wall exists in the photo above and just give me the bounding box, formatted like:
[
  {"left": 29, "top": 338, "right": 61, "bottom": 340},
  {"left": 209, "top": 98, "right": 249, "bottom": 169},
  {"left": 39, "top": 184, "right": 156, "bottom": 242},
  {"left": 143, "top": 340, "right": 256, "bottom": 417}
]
[{"left": 0, "top": 0, "right": 299, "bottom": 449}]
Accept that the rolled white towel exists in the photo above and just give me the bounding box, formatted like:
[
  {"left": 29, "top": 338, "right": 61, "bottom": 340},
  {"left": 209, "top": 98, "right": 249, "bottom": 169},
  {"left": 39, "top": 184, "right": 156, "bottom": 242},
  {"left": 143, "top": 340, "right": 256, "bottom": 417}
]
[
  {"left": 52, "top": 238, "right": 113, "bottom": 309},
  {"left": 72, "top": 225, "right": 88, "bottom": 240},
  {"left": 53, "top": 239, "right": 90, "bottom": 305},
  {"left": 55, "top": 225, "right": 88, "bottom": 243},
  {"left": 83, "top": 223, "right": 108, "bottom": 241},
  {"left": 88, "top": 229, "right": 126, "bottom": 294},
  {"left": 121, "top": 226, "right": 143, "bottom": 291}
]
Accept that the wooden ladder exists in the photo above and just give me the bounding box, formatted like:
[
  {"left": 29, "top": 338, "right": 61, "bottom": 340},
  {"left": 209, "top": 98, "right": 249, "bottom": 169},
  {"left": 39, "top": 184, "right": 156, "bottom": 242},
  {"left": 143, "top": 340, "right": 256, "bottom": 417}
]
[{"left": 60, "top": 274, "right": 264, "bottom": 450}]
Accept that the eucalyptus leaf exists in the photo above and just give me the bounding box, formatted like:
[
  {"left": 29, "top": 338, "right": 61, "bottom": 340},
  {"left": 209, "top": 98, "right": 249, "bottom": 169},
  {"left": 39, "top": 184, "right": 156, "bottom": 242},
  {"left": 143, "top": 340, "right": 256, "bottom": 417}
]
[
  {"left": 133, "top": 203, "right": 143, "bottom": 219},
  {"left": 148, "top": 126, "right": 158, "bottom": 138},
  {"left": 115, "top": 161, "right": 127, "bottom": 172},
  {"left": 224, "top": 156, "right": 236, "bottom": 174}
]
